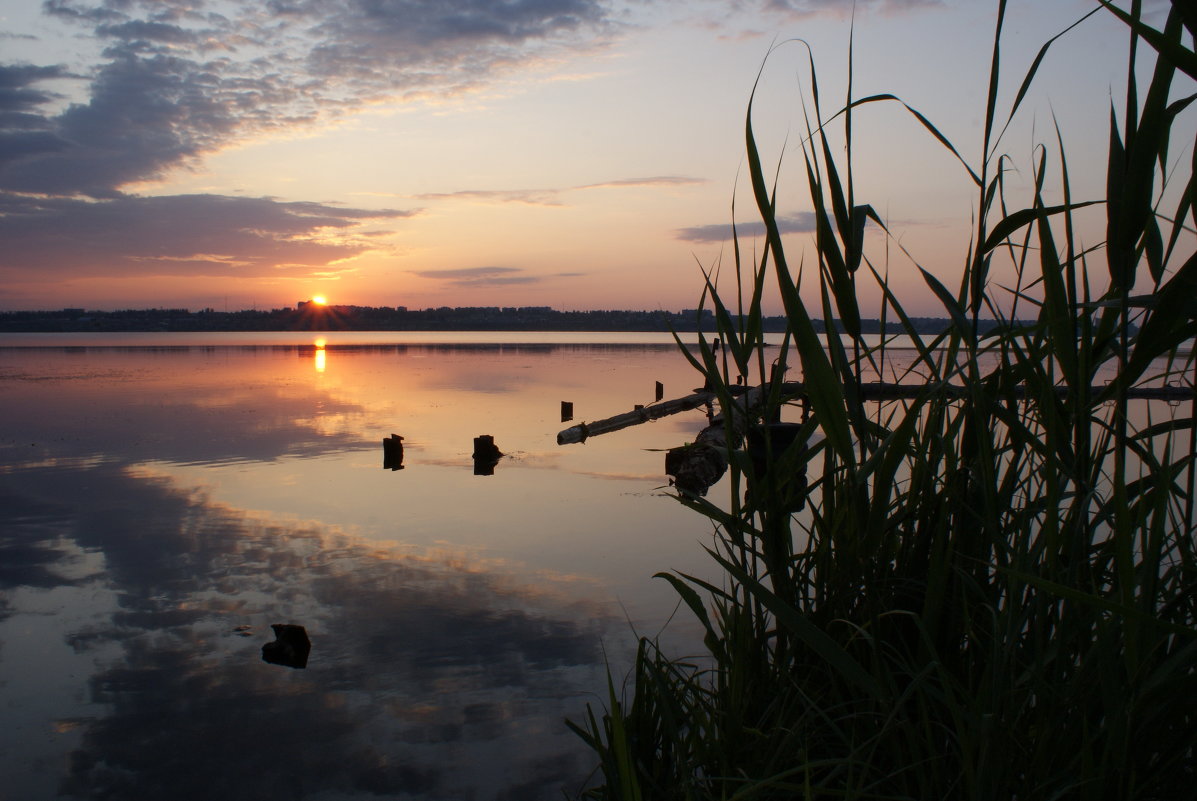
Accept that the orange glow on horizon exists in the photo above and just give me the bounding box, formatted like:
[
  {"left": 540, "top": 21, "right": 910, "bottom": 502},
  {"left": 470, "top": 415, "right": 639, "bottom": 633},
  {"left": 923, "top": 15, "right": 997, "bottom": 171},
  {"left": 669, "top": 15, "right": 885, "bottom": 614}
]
[{"left": 311, "top": 295, "right": 328, "bottom": 305}]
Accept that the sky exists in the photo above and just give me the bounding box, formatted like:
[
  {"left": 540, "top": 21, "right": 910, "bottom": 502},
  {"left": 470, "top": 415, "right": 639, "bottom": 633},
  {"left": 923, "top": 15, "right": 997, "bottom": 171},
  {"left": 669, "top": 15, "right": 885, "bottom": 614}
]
[{"left": 0, "top": 0, "right": 1188, "bottom": 314}]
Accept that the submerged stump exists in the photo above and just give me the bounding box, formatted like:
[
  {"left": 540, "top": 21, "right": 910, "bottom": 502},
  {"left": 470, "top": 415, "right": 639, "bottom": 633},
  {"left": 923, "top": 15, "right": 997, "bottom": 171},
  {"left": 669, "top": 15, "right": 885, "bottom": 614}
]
[
  {"left": 472, "top": 435, "right": 503, "bottom": 475},
  {"left": 262, "top": 623, "right": 311, "bottom": 669}
]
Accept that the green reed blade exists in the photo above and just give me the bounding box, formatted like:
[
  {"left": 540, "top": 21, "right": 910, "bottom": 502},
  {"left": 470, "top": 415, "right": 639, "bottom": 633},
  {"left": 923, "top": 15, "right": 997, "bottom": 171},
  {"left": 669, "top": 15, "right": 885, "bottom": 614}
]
[{"left": 1098, "top": 0, "right": 1197, "bottom": 81}]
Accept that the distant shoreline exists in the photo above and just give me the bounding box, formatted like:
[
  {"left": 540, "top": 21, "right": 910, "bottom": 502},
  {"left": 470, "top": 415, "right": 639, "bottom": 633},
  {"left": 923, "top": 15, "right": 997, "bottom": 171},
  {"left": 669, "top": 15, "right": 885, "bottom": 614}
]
[{"left": 0, "top": 304, "right": 980, "bottom": 335}]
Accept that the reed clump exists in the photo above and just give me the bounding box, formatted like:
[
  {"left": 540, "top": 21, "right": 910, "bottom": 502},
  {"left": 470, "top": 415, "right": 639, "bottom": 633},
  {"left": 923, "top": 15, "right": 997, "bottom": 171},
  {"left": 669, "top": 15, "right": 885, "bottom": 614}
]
[{"left": 571, "top": 2, "right": 1197, "bottom": 798}]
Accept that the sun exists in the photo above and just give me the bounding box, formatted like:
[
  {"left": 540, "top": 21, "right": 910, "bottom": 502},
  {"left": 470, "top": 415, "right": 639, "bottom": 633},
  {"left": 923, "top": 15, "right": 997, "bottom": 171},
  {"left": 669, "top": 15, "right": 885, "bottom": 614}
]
[{"left": 311, "top": 295, "right": 328, "bottom": 306}]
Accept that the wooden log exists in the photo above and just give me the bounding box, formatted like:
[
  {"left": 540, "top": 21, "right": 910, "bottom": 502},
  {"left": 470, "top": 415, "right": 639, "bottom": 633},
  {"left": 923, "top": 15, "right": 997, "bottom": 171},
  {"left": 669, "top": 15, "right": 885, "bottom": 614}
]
[
  {"left": 850, "top": 381, "right": 1196, "bottom": 401},
  {"left": 665, "top": 426, "right": 731, "bottom": 496},
  {"left": 556, "top": 389, "right": 717, "bottom": 445},
  {"left": 665, "top": 385, "right": 768, "bottom": 496},
  {"left": 557, "top": 380, "right": 1196, "bottom": 445}
]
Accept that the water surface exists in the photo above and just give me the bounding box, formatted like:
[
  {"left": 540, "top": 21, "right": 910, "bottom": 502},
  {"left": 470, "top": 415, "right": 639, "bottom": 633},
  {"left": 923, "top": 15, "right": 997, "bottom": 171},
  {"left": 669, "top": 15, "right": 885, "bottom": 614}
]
[{"left": 0, "top": 333, "right": 721, "bottom": 801}]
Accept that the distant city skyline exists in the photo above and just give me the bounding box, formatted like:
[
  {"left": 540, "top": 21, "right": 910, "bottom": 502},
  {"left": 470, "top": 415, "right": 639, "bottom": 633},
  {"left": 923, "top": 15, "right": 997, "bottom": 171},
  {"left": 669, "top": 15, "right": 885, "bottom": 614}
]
[{"left": 0, "top": 1, "right": 1182, "bottom": 315}]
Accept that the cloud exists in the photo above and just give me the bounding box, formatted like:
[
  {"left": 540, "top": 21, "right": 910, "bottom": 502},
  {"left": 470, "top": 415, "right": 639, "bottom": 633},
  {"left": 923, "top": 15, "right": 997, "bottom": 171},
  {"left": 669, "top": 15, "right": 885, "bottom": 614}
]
[
  {"left": 675, "top": 212, "right": 817, "bottom": 242},
  {"left": 414, "top": 188, "right": 565, "bottom": 206},
  {"left": 574, "top": 175, "right": 707, "bottom": 190},
  {"left": 691, "top": 0, "right": 942, "bottom": 38},
  {"left": 0, "top": 65, "right": 72, "bottom": 166},
  {"left": 0, "top": 51, "right": 253, "bottom": 197},
  {"left": 303, "top": 0, "right": 610, "bottom": 51},
  {"left": 0, "top": 192, "right": 418, "bottom": 280},
  {"left": 95, "top": 19, "right": 201, "bottom": 44},
  {"left": 0, "top": 1, "right": 621, "bottom": 290},
  {"left": 4, "top": 0, "right": 618, "bottom": 199},
  {"left": 416, "top": 175, "right": 706, "bottom": 206},
  {"left": 410, "top": 266, "right": 543, "bottom": 286},
  {"left": 764, "top": 0, "right": 944, "bottom": 18},
  {"left": 0, "top": 64, "right": 68, "bottom": 112}
]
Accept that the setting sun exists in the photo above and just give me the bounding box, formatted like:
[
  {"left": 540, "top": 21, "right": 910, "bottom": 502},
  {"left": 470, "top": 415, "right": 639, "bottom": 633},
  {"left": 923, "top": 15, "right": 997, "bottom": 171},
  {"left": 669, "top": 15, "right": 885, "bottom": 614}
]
[{"left": 311, "top": 295, "right": 328, "bottom": 306}]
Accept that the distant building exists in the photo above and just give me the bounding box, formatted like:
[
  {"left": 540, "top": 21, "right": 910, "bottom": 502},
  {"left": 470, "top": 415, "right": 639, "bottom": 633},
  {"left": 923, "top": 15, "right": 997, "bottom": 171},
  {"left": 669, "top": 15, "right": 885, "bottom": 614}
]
[{"left": 297, "top": 301, "right": 309, "bottom": 310}]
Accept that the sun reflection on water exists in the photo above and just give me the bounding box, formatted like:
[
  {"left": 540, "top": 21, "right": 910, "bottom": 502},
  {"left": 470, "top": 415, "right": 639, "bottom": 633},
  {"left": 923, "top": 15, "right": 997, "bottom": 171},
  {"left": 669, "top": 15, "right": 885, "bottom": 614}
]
[{"left": 314, "top": 337, "right": 327, "bottom": 372}]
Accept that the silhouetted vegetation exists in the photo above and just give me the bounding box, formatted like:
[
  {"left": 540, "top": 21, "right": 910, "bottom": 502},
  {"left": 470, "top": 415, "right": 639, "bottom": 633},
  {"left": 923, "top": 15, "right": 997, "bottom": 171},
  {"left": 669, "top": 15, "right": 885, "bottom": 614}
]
[{"left": 573, "top": 1, "right": 1197, "bottom": 798}]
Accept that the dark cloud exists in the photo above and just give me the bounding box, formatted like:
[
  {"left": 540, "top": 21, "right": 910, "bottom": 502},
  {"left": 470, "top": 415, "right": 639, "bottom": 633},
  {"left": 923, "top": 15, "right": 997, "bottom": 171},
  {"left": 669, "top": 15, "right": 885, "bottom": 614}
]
[
  {"left": 0, "top": 64, "right": 69, "bottom": 111},
  {"left": 0, "top": 49, "right": 272, "bottom": 197},
  {"left": 95, "top": 19, "right": 200, "bottom": 44},
  {"left": 302, "top": 0, "right": 608, "bottom": 49},
  {"left": 675, "top": 212, "right": 818, "bottom": 242},
  {"left": 4, "top": 0, "right": 617, "bottom": 199},
  {"left": 0, "top": 65, "right": 72, "bottom": 166},
  {"left": 411, "top": 266, "right": 542, "bottom": 286},
  {"left": 0, "top": 0, "right": 618, "bottom": 288},
  {"left": 0, "top": 193, "right": 417, "bottom": 280},
  {"left": 42, "top": 0, "right": 125, "bottom": 24}
]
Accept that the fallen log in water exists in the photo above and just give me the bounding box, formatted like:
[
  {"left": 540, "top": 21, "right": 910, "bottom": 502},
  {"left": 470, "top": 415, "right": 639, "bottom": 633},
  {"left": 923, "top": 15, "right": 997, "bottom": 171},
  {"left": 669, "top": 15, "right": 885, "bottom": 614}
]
[
  {"left": 556, "top": 380, "right": 1196, "bottom": 445},
  {"left": 665, "top": 424, "right": 731, "bottom": 496},
  {"left": 664, "top": 385, "right": 768, "bottom": 495},
  {"left": 556, "top": 389, "right": 719, "bottom": 445}
]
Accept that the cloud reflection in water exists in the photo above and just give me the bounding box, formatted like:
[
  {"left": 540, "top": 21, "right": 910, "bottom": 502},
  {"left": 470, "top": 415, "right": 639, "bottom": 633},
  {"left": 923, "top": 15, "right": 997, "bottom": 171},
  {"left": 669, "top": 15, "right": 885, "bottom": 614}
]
[
  {"left": 0, "top": 341, "right": 719, "bottom": 799},
  {"left": 1, "top": 462, "right": 615, "bottom": 800}
]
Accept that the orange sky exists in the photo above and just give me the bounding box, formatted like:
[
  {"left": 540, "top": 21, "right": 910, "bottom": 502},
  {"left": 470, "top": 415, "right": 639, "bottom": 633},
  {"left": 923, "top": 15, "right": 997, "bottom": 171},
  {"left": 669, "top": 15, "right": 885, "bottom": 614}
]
[{"left": 0, "top": 1, "right": 1189, "bottom": 316}]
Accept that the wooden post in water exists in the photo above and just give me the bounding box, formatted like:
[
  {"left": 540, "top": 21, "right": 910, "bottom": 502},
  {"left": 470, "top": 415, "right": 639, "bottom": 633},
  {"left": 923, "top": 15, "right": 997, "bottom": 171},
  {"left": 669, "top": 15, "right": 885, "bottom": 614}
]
[
  {"left": 382, "top": 433, "right": 405, "bottom": 470},
  {"left": 561, "top": 401, "right": 573, "bottom": 422},
  {"left": 472, "top": 435, "right": 503, "bottom": 475}
]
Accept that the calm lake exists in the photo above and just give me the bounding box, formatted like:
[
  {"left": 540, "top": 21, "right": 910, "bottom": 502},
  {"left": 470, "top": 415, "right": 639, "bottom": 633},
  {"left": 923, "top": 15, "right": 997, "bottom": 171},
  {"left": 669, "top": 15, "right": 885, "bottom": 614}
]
[{"left": 0, "top": 332, "right": 725, "bottom": 801}]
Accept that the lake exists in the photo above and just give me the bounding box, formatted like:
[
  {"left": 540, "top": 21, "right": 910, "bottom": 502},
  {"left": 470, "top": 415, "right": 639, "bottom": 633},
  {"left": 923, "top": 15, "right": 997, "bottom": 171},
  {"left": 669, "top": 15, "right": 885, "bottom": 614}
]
[{"left": 0, "top": 332, "right": 725, "bottom": 801}]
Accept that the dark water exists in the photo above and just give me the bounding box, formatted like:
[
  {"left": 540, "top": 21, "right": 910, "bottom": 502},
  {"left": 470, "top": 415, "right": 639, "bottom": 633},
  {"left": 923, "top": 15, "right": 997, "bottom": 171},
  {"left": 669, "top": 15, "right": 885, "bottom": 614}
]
[{"left": 0, "top": 333, "right": 719, "bottom": 800}]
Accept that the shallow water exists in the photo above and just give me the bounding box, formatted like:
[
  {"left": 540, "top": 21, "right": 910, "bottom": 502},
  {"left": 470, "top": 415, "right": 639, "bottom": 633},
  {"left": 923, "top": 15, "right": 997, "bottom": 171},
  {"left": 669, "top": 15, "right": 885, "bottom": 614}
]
[{"left": 0, "top": 333, "right": 722, "bottom": 801}]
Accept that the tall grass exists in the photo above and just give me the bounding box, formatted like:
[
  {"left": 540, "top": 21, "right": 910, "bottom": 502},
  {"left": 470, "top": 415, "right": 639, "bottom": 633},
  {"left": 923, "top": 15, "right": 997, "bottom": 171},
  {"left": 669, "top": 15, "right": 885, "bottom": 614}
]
[{"left": 570, "top": 2, "right": 1197, "bottom": 799}]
